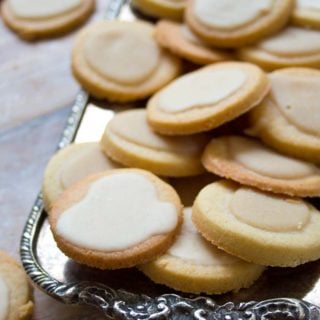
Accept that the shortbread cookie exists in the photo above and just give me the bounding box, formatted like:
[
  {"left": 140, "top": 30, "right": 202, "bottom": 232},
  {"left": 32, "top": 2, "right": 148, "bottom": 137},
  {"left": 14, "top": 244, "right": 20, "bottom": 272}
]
[
  {"left": 101, "top": 109, "right": 207, "bottom": 176},
  {"left": 72, "top": 20, "right": 181, "bottom": 102},
  {"left": 140, "top": 208, "right": 264, "bottom": 294},
  {"left": 147, "top": 62, "right": 270, "bottom": 135},
  {"left": 193, "top": 180, "right": 320, "bottom": 267},
  {"left": 292, "top": 0, "right": 320, "bottom": 29},
  {"left": 0, "top": 251, "right": 33, "bottom": 320},
  {"left": 1, "top": 0, "right": 95, "bottom": 40},
  {"left": 249, "top": 68, "right": 320, "bottom": 164},
  {"left": 202, "top": 135, "right": 320, "bottom": 197},
  {"left": 238, "top": 27, "right": 320, "bottom": 70},
  {"left": 50, "top": 169, "right": 183, "bottom": 269},
  {"left": 42, "top": 142, "right": 120, "bottom": 212},
  {"left": 132, "top": 0, "right": 186, "bottom": 20},
  {"left": 185, "top": 0, "right": 294, "bottom": 48},
  {"left": 155, "top": 20, "right": 231, "bottom": 65}
]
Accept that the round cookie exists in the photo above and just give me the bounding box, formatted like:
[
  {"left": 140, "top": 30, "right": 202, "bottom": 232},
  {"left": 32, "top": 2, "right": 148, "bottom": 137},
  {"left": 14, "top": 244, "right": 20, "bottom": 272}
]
[
  {"left": 72, "top": 20, "right": 181, "bottom": 102},
  {"left": 1, "top": 0, "right": 95, "bottom": 40},
  {"left": 101, "top": 109, "right": 207, "bottom": 177},
  {"left": 185, "top": 0, "right": 294, "bottom": 48},
  {"left": 155, "top": 20, "right": 231, "bottom": 65},
  {"left": 249, "top": 68, "right": 320, "bottom": 164},
  {"left": 49, "top": 169, "right": 183, "bottom": 269},
  {"left": 147, "top": 62, "right": 270, "bottom": 135},
  {"left": 0, "top": 251, "right": 33, "bottom": 320},
  {"left": 292, "top": 0, "right": 320, "bottom": 29},
  {"left": 42, "top": 142, "right": 120, "bottom": 212},
  {"left": 193, "top": 180, "right": 320, "bottom": 267},
  {"left": 238, "top": 27, "right": 320, "bottom": 70},
  {"left": 140, "top": 208, "right": 264, "bottom": 294},
  {"left": 202, "top": 135, "right": 320, "bottom": 197},
  {"left": 131, "top": 0, "right": 186, "bottom": 20}
]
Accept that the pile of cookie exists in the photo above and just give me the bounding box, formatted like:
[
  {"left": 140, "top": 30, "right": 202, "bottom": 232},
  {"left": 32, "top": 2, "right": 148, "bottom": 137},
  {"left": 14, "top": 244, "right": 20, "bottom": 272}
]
[{"left": 41, "top": 0, "right": 320, "bottom": 295}]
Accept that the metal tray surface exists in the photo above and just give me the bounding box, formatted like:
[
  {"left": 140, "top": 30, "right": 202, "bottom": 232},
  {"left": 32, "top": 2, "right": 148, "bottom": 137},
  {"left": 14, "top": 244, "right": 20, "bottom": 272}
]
[{"left": 20, "top": 1, "right": 320, "bottom": 319}]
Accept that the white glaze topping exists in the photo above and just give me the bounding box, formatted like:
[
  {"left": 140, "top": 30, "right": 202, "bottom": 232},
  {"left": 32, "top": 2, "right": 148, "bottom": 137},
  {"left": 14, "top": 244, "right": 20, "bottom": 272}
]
[
  {"left": 297, "top": 0, "right": 320, "bottom": 10},
  {"left": 56, "top": 172, "right": 178, "bottom": 251},
  {"left": 157, "top": 67, "right": 247, "bottom": 113},
  {"left": 0, "top": 275, "right": 9, "bottom": 320},
  {"left": 193, "top": 0, "right": 273, "bottom": 30}
]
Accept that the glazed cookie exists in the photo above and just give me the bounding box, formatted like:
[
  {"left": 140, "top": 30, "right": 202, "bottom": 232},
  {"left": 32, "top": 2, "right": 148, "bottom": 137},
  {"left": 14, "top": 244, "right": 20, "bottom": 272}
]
[
  {"left": 193, "top": 180, "right": 320, "bottom": 267},
  {"left": 155, "top": 20, "right": 231, "bottom": 65},
  {"left": 292, "top": 0, "right": 320, "bottom": 29},
  {"left": 42, "top": 142, "right": 120, "bottom": 212},
  {"left": 140, "top": 208, "right": 264, "bottom": 294},
  {"left": 72, "top": 20, "right": 181, "bottom": 102},
  {"left": 249, "top": 68, "right": 320, "bottom": 164},
  {"left": 1, "top": 0, "right": 95, "bottom": 40},
  {"left": 101, "top": 109, "right": 207, "bottom": 176},
  {"left": 147, "top": 62, "right": 270, "bottom": 135},
  {"left": 185, "top": 0, "right": 294, "bottom": 48},
  {"left": 0, "top": 251, "right": 33, "bottom": 320},
  {"left": 49, "top": 169, "right": 183, "bottom": 269},
  {"left": 132, "top": 0, "right": 186, "bottom": 20},
  {"left": 202, "top": 135, "right": 320, "bottom": 197},
  {"left": 238, "top": 27, "right": 320, "bottom": 70}
]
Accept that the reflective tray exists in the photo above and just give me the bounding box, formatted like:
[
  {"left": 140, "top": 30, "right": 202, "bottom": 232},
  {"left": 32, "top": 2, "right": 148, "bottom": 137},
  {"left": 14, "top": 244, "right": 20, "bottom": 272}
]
[{"left": 20, "top": 0, "right": 320, "bottom": 319}]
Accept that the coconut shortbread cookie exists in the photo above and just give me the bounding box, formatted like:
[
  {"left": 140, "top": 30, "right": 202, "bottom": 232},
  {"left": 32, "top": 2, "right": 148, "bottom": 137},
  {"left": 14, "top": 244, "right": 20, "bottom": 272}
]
[
  {"left": 140, "top": 208, "right": 264, "bottom": 294},
  {"left": 132, "top": 0, "right": 186, "bottom": 20},
  {"left": 155, "top": 21, "right": 231, "bottom": 65},
  {"left": 101, "top": 109, "right": 207, "bottom": 176},
  {"left": 193, "top": 180, "right": 320, "bottom": 267},
  {"left": 0, "top": 251, "right": 33, "bottom": 320},
  {"left": 292, "top": 0, "right": 320, "bottom": 29},
  {"left": 249, "top": 68, "right": 320, "bottom": 164},
  {"left": 238, "top": 27, "right": 320, "bottom": 70},
  {"left": 202, "top": 136, "right": 320, "bottom": 197},
  {"left": 50, "top": 169, "right": 183, "bottom": 269},
  {"left": 72, "top": 20, "right": 181, "bottom": 102},
  {"left": 147, "top": 62, "right": 269, "bottom": 135},
  {"left": 185, "top": 0, "right": 294, "bottom": 48},
  {"left": 1, "top": 0, "right": 95, "bottom": 40},
  {"left": 42, "top": 142, "right": 120, "bottom": 212}
]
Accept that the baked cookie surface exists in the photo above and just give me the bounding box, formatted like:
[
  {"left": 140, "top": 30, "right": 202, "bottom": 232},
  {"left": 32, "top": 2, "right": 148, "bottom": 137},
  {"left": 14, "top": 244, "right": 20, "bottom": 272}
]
[
  {"left": 155, "top": 20, "right": 231, "bottom": 65},
  {"left": 50, "top": 169, "right": 182, "bottom": 269},
  {"left": 147, "top": 62, "right": 270, "bottom": 135},
  {"left": 1, "top": 0, "right": 95, "bottom": 40},
  {"left": 140, "top": 208, "right": 264, "bottom": 294},
  {"left": 202, "top": 135, "right": 320, "bottom": 197},
  {"left": 238, "top": 27, "right": 320, "bottom": 70},
  {"left": 42, "top": 142, "right": 120, "bottom": 212},
  {"left": 249, "top": 68, "right": 320, "bottom": 164},
  {"left": 101, "top": 109, "right": 207, "bottom": 176},
  {"left": 0, "top": 251, "right": 33, "bottom": 320},
  {"left": 193, "top": 180, "right": 320, "bottom": 267},
  {"left": 72, "top": 20, "right": 181, "bottom": 102},
  {"left": 185, "top": 0, "right": 294, "bottom": 48},
  {"left": 292, "top": 0, "right": 320, "bottom": 29}
]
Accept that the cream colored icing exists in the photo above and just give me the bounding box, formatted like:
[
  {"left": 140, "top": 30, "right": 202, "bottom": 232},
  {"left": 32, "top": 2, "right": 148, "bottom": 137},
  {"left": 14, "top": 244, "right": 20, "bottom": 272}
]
[
  {"left": 271, "top": 72, "right": 320, "bottom": 136},
  {"left": 259, "top": 27, "right": 320, "bottom": 57},
  {"left": 56, "top": 172, "right": 178, "bottom": 251},
  {"left": 110, "top": 110, "right": 204, "bottom": 155},
  {"left": 228, "top": 136, "right": 317, "bottom": 179},
  {"left": 168, "top": 208, "right": 239, "bottom": 265},
  {"left": 9, "top": 0, "right": 82, "bottom": 19},
  {"left": 60, "top": 143, "right": 119, "bottom": 189},
  {"left": 84, "top": 27, "right": 160, "bottom": 85},
  {"left": 193, "top": 0, "right": 272, "bottom": 30},
  {"left": 0, "top": 275, "right": 9, "bottom": 320},
  {"left": 157, "top": 67, "right": 247, "bottom": 113},
  {"left": 180, "top": 25, "right": 207, "bottom": 46},
  {"left": 297, "top": 0, "right": 320, "bottom": 10},
  {"left": 230, "top": 188, "right": 311, "bottom": 232}
]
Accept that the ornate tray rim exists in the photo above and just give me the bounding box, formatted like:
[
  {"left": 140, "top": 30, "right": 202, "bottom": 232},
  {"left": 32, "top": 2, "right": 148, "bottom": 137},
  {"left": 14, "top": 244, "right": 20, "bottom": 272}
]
[{"left": 20, "top": 1, "right": 320, "bottom": 319}]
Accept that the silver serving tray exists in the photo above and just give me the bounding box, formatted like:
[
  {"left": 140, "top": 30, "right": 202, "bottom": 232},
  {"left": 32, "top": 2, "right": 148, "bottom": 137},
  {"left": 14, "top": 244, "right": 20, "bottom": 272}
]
[{"left": 20, "top": 0, "right": 320, "bottom": 318}]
